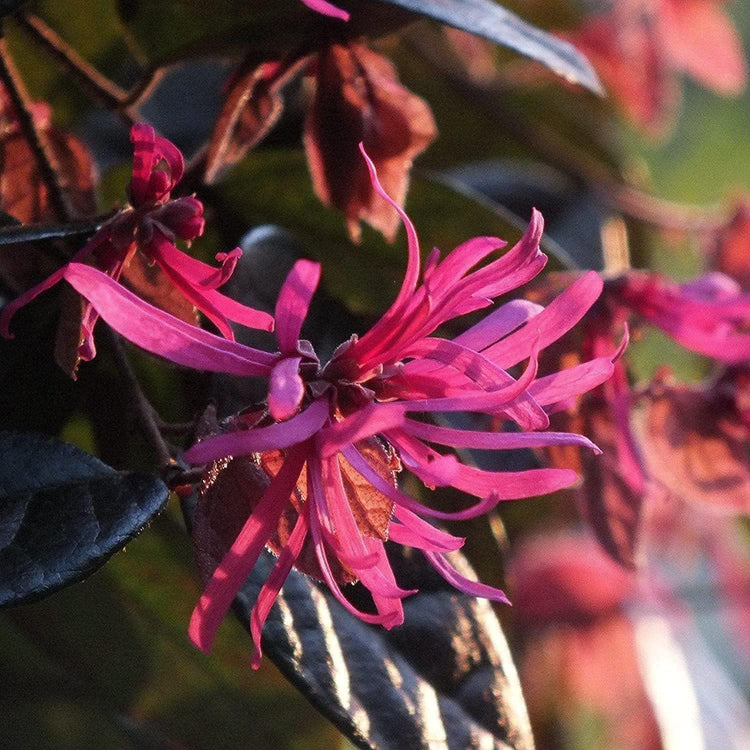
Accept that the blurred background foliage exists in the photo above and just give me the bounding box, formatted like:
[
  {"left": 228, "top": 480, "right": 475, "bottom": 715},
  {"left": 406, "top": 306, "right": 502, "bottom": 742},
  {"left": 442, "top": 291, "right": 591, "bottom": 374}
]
[{"left": 1, "top": 0, "right": 749, "bottom": 747}]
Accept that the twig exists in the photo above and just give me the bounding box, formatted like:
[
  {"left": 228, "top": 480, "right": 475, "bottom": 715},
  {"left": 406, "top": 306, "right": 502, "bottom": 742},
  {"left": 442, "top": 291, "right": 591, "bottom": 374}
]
[
  {"left": 406, "top": 32, "right": 728, "bottom": 235},
  {"left": 0, "top": 32, "right": 72, "bottom": 221},
  {"left": 16, "top": 13, "right": 127, "bottom": 110},
  {"left": 0, "top": 216, "right": 109, "bottom": 246},
  {"left": 105, "top": 327, "right": 174, "bottom": 471}
]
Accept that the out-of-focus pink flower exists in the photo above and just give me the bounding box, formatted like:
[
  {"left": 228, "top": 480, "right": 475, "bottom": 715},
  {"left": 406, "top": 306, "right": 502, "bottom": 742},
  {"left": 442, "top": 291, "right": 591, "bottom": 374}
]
[
  {"left": 512, "top": 520, "right": 750, "bottom": 749},
  {"left": 565, "top": 0, "right": 747, "bottom": 131},
  {"left": 298, "top": 0, "right": 349, "bottom": 22},
  {"left": 511, "top": 532, "right": 661, "bottom": 750},
  {"left": 0, "top": 124, "right": 273, "bottom": 362},
  {"left": 63, "top": 144, "right": 618, "bottom": 667},
  {"left": 614, "top": 270, "right": 750, "bottom": 363}
]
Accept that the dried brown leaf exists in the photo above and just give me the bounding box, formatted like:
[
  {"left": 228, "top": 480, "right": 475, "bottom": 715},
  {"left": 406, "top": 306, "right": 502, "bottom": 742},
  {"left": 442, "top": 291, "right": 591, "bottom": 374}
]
[
  {"left": 304, "top": 43, "right": 437, "bottom": 242},
  {"left": 634, "top": 381, "right": 750, "bottom": 514},
  {"left": 194, "top": 436, "right": 397, "bottom": 586}
]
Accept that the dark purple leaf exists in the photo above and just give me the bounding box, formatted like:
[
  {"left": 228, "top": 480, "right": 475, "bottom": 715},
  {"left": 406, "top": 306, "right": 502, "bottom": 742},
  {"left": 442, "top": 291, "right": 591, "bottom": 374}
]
[
  {"left": 361, "top": 0, "right": 602, "bottom": 94},
  {"left": 0, "top": 432, "right": 169, "bottom": 607},
  {"left": 183, "top": 486, "right": 534, "bottom": 750}
]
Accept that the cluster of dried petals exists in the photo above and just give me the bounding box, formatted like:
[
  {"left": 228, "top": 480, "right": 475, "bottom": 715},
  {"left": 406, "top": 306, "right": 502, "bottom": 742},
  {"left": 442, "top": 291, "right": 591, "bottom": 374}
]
[
  {"left": 564, "top": 0, "right": 747, "bottom": 132},
  {"left": 0, "top": 124, "right": 272, "bottom": 363},
  {"left": 63, "top": 143, "right": 618, "bottom": 666}
]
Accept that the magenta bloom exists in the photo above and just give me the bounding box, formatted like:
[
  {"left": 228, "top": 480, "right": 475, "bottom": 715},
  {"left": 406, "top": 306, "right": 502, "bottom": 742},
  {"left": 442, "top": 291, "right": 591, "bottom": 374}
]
[
  {"left": 63, "top": 147, "right": 617, "bottom": 667},
  {"left": 0, "top": 124, "right": 272, "bottom": 361},
  {"left": 299, "top": 0, "right": 349, "bottom": 21},
  {"left": 616, "top": 270, "right": 750, "bottom": 364}
]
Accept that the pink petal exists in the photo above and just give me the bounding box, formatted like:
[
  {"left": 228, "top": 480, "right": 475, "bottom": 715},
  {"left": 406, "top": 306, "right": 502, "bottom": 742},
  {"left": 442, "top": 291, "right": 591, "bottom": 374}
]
[
  {"left": 395, "top": 340, "right": 541, "bottom": 413},
  {"left": 343, "top": 145, "right": 422, "bottom": 365},
  {"left": 149, "top": 239, "right": 240, "bottom": 291},
  {"left": 184, "top": 397, "right": 330, "bottom": 464},
  {"left": 389, "top": 507, "right": 465, "bottom": 551},
  {"left": 424, "top": 551, "right": 510, "bottom": 604},
  {"left": 129, "top": 123, "right": 157, "bottom": 205},
  {"left": 322, "top": 455, "right": 415, "bottom": 600},
  {"left": 0, "top": 229, "right": 110, "bottom": 339},
  {"left": 308, "top": 456, "right": 401, "bottom": 626},
  {"left": 318, "top": 402, "right": 407, "bottom": 457},
  {"left": 424, "top": 235, "right": 507, "bottom": 294},
  {"left": 188, "top": 444, "right": 308, "bottom": 652},
  {"left": 483, "top": 270, "right": 603, "bottom": 368},
  {"left": 388, "top": 429, "right": 579, "bottom": 500},
  {"left": 299, "top": 0, "right": 350, "bottom": 21},
  {"left": 63, "top": 263, "right": 277, "bottom": 376},
  {"left": 453, "top": 299, "right": 544, "bottom": 352},
  {"left": 402, "top": 418, "right": 601, "bottom": 454},
  {"left": 275, "top": 259, "right": 321, "bottom": 354},
  {"left": 153, "top": 133, "right": 185, "bottom": 190},
  {"left": 341, "top": 444, "right": 502, "bottom": 521},
  {"left": 150, "top": 234, "right": 274, "bottom": 336},
  {"left": 451, "top": 462, "right": 578, "bottom": 500},
  {"left": 268, "top": 356, "right": 305, "bottom": 421},
  {"left": 250, "top": 506, "right": 309, "bottom": 669},
  {"left": 528, "top": 355, "right": 617, "bottom": 408},
  {"left": 436, "top": 209, "right": 547, "bottom": 310}
]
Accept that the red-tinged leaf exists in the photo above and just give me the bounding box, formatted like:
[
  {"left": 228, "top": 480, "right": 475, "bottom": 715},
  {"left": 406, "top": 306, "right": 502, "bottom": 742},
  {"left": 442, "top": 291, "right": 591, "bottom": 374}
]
[
  {"left": 0, "top": 122, "right": 97, "bottom": 225},
  {"left": 659, "top": 0, "right": 748, "bottom": 95},
  {"left": 204, "top": 58, "right": 308, "bottom": 184},
  {"left": 304, "top": 43, "right": 437, "bottom": 242},
  {"left": 193, "top": 437, "right": 397, "bottom": 586},
  {"left": 633, "top": 381, "right": 750, "bottom": 515},
  {"left": 0, "top": 110, "right": 97, "bottom": 296},
  {"left": 712, "top": 200, "right": 750, "bottom": 291},
  {"left": 120, "top": 251, "right": 199, "bottom": 327},
  {"left": 562, "top": 12, "right": 677, "bottom": 134}
]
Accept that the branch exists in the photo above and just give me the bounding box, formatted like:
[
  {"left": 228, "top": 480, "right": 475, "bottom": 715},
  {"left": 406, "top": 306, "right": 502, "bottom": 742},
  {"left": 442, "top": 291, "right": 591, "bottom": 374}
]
[
  {"left": 105, "top": 327, "right": 175, "bottom": 471},
  {"left": 407, "top": 32, "right": 728, "bottom": 235},
  {"left": 0, "top": 32, "right": 72, "bottom": 221}
]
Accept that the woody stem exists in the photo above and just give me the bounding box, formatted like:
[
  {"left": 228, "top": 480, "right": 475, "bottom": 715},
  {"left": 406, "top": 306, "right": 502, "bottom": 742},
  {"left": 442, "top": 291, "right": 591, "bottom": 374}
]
[{"left": 0, "top": 31, "right": 72, "bottom": 221}]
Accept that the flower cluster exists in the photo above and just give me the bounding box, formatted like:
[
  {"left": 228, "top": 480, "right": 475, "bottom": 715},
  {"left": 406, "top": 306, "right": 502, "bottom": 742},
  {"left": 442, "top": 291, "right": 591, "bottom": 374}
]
[
  {"left": 61, "top": 142, "right": 617, "bottom": 666},
  {"left": 0, "top": 124, "right": 272, "bottom": 362}
]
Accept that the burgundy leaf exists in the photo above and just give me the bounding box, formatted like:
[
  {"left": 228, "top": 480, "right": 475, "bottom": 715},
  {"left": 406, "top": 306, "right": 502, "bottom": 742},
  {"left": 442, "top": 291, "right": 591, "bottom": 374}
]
[
  {"left": 634, "top": 381, "right": 750, "bottom": 515},
  {"left": 304, "top": 43, "right": 437, "bottom": 242}
]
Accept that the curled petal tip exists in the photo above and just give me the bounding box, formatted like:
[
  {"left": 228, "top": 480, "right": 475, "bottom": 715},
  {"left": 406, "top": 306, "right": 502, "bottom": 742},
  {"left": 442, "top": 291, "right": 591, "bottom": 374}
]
[{"left": 613, "top": 324, "right": 630, "bottom": 362}]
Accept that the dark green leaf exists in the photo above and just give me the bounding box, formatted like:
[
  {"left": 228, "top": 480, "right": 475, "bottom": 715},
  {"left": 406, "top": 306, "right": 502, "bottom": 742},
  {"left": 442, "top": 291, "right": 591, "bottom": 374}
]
[
  {"left": 117, "top": 0, "right": 599, "bottom": 94},
  {"left": 217, "top": 149, "right": 552, "bottom": 317},
  {"left": 0, "top": 432, "right": 169, "bottom": 607}
]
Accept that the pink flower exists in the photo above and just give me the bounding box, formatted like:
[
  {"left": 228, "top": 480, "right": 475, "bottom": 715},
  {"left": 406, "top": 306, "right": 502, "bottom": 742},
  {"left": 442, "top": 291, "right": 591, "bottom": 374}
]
[
  {"left": 299, "top": 0, "right": 349, "bottom": 22},
  {"left": 62, "top": 145, "right": 618, "bottom": 667},
  {"left": 0, "top": 124, "right": 273, "bottom": 361},
  {"left": 614, "top": 270, "right": 750, "bottom": 363}
]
